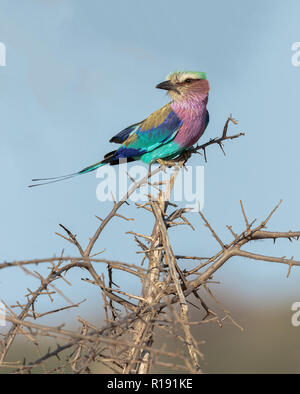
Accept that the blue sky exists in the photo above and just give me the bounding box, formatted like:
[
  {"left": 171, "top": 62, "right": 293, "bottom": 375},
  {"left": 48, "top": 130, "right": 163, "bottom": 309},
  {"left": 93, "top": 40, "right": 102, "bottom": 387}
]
[{"left": 1, "top": 0, "right": 300, "bottom": 320}]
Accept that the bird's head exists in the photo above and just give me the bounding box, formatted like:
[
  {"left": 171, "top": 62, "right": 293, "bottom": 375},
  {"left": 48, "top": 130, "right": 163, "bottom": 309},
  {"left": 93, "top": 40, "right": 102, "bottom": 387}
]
[{"left": 156, "top": 71, "right": 209, "bottom": 101}]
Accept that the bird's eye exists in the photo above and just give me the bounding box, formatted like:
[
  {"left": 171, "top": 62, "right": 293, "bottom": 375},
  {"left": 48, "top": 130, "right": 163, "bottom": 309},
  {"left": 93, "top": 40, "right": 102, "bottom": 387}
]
[{"left": 185, "top": 78, "right": 193, "bottom": 83}]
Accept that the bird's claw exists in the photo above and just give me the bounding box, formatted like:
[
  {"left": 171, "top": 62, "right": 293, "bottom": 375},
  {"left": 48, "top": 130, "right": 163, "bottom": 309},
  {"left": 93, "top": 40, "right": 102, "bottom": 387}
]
[{"left": 157, "top": 158, "right": 177, "bottom": 172}]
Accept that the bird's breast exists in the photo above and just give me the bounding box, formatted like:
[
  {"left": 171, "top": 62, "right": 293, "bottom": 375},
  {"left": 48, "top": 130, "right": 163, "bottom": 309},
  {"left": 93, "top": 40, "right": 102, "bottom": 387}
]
[{"left": 172, "top": 101, "right": 207, "bottom": 147}]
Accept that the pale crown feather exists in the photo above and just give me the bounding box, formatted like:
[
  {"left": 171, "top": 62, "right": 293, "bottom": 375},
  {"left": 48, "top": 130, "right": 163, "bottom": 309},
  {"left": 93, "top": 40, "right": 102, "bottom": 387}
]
[{"left": 166, "top": 71, "right": 207, "bottom": 83}]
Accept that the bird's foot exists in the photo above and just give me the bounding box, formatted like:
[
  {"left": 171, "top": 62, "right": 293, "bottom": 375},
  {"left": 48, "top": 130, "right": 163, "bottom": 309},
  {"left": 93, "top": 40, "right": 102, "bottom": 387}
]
[
  {"left": 175, "top": 150, "right": 192, "bottom": 165},
  {"left": 157, "top": 158, "right": 177, "bottom": 172}
]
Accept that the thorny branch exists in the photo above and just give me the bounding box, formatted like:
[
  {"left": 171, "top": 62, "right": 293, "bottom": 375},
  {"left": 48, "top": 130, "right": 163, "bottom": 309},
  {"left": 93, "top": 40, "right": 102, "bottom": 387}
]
[{"left": 0, "top": 115, "right": 299, "bottom": 374}]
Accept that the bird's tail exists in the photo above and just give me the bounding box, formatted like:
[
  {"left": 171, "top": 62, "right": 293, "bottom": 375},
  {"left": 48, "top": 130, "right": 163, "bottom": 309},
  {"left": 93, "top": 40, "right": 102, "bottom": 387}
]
[{"left": 28, "top": 160, "right": 106, "bottom": 188}]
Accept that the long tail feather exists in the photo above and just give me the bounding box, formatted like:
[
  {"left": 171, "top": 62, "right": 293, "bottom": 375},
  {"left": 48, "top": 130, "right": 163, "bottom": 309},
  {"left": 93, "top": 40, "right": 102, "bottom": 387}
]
[
  {"left": 31, "top": 173, "right": 78, "bottom": 181},
  {"left": 29, "top": 161, "right": 105, "bottom": 188}
]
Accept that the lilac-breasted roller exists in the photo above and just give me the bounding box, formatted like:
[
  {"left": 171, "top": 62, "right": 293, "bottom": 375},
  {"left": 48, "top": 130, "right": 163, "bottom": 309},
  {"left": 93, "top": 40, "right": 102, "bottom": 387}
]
[{"left": 30, "top": 71, "right": 209, "bottom": 187}]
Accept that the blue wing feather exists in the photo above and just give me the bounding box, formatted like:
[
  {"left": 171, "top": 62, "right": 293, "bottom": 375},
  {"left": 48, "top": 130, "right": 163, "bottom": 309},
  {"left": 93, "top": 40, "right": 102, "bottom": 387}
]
[
  {"left": 205, "top": 110, "right": 209, "bottom": 128},
  {"left": 109, "top": 121, "right": 143, "bottom": 144}
]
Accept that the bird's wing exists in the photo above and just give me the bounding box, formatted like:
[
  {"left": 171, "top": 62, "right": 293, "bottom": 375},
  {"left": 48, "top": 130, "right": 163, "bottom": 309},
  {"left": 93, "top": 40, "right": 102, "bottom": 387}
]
[
  {"left": 29, "top": 104, "right": 182, "bottom": 187},
  {"left": 113, "top": 103, "right": 182, "bottom": 158},
  {"left": 109, "top": 121, "right": 144, "bottom": 144}
]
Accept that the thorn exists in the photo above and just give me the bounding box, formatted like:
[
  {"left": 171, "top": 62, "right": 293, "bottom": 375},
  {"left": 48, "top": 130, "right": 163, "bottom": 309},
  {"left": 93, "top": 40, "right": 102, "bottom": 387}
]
[{"left": 203, "top": 147, "right": 207, "bottom": 162}]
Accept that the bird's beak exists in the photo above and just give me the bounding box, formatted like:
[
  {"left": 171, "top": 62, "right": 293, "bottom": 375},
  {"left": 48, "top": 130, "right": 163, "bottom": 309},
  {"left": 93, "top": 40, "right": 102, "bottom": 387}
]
[{"left": 156, "top": 80, "right": 177, "bottom": 92}]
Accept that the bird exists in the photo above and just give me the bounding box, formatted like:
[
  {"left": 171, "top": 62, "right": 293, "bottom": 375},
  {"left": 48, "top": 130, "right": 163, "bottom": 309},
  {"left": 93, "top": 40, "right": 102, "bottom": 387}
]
[{"left": 30, "top": 71, "right": 209, "bottom": 187}]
